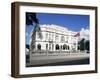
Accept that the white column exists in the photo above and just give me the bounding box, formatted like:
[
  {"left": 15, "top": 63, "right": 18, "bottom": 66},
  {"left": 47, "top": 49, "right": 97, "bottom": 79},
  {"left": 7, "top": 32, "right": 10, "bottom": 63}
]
[
  {"left": 54, "top": 43, "right": 55, "bottom": 51},
  {"left": 69, "top": 44, "right": 72, "bottom": 51}
]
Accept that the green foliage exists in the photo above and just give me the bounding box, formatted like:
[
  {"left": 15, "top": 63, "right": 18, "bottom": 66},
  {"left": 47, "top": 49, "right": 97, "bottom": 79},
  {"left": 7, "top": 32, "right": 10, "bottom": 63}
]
[{"left": 78, "top": 38, "right": 90, "bottom": 52}]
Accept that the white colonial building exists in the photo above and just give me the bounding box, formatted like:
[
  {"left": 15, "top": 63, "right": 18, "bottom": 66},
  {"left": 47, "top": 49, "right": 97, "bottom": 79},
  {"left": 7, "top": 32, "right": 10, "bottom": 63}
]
[
  {"left": 30, "top": 24, "right": 78, "bottom": 52},
  {"left": 27, "top": 24, "right": 90, "bottom": 66}
]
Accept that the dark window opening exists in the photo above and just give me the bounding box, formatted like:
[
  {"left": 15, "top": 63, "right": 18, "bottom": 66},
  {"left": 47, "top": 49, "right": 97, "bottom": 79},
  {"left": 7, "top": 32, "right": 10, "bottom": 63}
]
[
  {"left": 37, "top": 44, "right": 41, "bottom": 50},
  {"left": 56, "top": 44, "right": 59, "bottom": 50},
  {"left": 46, "top": 44, "right": 48, "bottom": 50},
  {"left": 63, "top": 44, "right": 67, "bottom": 50}
]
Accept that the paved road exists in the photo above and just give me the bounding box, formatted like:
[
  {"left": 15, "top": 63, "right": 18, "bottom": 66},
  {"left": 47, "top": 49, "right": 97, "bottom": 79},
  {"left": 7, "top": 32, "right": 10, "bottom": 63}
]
[
  {"left": 26, "top": 53, "right": 89, "bottom": 67},
  {"left": 26, "top": 58, "right": 89, "bottom": 67}
]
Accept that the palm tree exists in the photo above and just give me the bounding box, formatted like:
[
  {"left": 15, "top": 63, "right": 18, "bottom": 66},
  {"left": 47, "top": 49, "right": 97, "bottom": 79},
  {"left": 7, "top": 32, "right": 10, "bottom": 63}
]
[{"left": 26, "top": 12, "right": 42, "bottom": 39}]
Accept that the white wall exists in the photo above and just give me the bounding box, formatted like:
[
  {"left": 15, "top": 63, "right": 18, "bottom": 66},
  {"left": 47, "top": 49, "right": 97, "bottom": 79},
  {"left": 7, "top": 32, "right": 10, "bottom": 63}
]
[{"left": 0, "top": 0, "right": 100, "bottom": 80}]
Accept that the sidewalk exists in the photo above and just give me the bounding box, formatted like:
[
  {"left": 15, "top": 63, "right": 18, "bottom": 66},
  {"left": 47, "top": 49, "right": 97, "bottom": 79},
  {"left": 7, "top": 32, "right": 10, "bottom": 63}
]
[{"left": 27, "top": 53, "right": 89, "bottom": 67}]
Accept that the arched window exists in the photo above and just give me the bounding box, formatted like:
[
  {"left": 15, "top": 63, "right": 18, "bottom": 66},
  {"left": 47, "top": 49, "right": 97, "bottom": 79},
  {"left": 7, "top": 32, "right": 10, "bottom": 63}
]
[
  {"left": 56, "top": 44, "right": 59, "bottom": 50},
  {"left": 61, "top": 36, "right": 65, "bottom": 42},
  {"left": 63, "top": 44, "right": 67, "bottom": 50},
  {"left": 37, "top": 44, "right": 41, "bottom": 50},
  {"left": 55, "top": 35, "right": 59, "bottom": 42},
  {"left": 32, "top": 45, "right": 35, "bottom": 50}
]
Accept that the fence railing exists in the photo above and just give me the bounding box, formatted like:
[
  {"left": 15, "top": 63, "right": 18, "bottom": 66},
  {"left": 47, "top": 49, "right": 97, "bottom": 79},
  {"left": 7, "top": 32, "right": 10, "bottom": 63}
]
[{"left": 30, "top": 50, "right": 89, "bottom": 57}]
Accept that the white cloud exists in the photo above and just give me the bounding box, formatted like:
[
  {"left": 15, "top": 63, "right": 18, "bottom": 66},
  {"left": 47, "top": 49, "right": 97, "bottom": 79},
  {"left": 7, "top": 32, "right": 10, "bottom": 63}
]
[{"left": 79, "top": 28, "right": 90, "bottom": 40}]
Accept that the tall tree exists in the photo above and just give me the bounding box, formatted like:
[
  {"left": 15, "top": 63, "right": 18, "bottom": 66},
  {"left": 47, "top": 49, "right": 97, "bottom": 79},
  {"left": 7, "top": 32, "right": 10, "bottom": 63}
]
[
  {"left": 26, "top": 12, "right": 42, "bottom": 39},
  {"left": 26, "top": 12, "right": 39, "bottom": 25},
  {"left": 79, "top": 38, "right": 85, "bottom": 51},
  {"left": 85, "top": 40, "right": 90, "bottom": 51}
]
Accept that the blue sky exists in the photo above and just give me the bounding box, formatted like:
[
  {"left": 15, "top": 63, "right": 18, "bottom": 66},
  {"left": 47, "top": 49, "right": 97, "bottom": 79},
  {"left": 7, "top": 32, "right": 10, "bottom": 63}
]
[{"left": 26, "top": 13, "right": 90, "bottom": 45}]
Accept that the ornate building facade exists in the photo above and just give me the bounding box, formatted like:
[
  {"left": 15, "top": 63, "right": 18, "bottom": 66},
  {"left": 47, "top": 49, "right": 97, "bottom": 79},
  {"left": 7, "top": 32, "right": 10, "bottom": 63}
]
[
  {"left": 29, "top": 24, "right": 78, "bottom": 53},
  {"left": 26, "top": 24, "right": 90, "bottom": 66}
]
